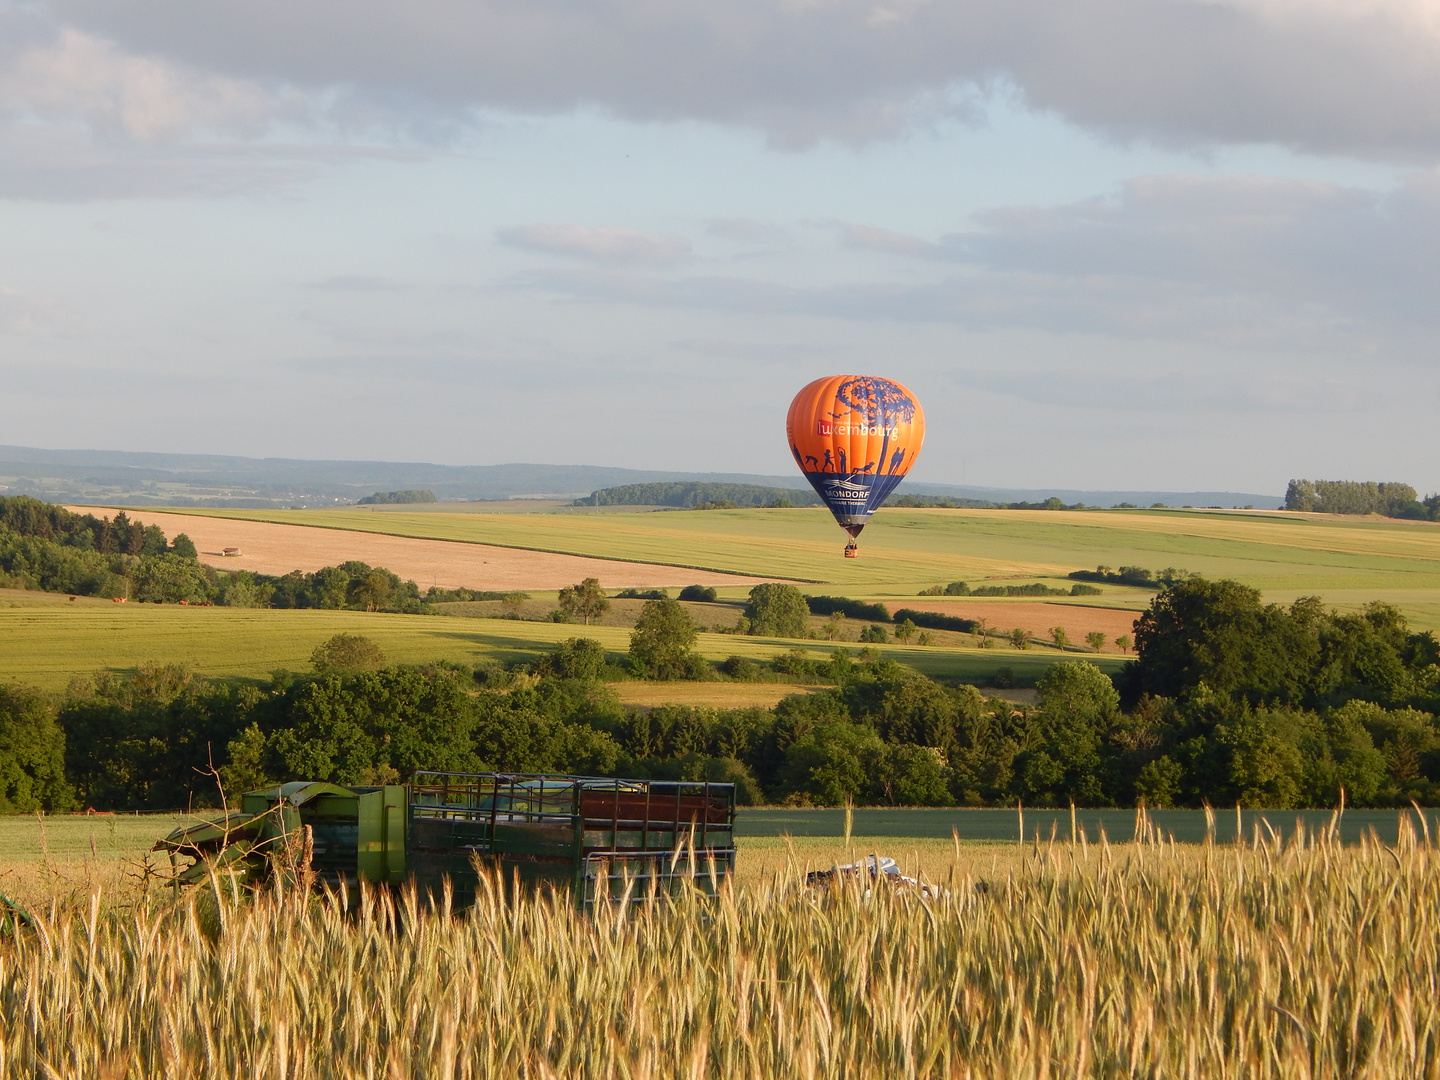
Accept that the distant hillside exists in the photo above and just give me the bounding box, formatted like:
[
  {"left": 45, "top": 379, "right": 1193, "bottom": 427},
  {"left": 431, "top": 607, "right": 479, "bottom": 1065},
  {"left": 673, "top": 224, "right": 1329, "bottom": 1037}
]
[
  {"left": 0, "top": 445, "right": 1282, "bottom": 509},
  {"left": 579, "top": 482, "right": 820, "bottom": 508}
]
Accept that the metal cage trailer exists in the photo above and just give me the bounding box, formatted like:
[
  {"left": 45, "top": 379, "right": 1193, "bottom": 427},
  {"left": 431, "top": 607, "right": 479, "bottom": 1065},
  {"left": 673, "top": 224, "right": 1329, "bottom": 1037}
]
[{"left": 156, "top": 770, "right": 738, "bottom": 909}]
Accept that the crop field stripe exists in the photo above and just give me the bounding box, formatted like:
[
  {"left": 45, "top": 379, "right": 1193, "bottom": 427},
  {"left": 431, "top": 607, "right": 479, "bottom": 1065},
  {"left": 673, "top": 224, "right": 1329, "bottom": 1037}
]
[
  {"left": 0, "top": 601, "right": 1115, "bottom": 690},
  {"left": 135, "top": 505, "right": 1440, "bottom": 592},
  {"left": 110, "top": 507, "right": 824, "bottom": 583}
]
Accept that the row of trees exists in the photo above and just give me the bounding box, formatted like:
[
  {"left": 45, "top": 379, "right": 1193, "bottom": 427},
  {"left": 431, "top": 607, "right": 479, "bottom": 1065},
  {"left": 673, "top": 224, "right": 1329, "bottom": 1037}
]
[
  {"left": 578, "top": 483, "right": 818, "bottom": 508},
  {"left": 1285, "top": 479, "right": 1440, "bottom": 520},
  {"left": 3, "top": 575, "right": 1439, "bottom": 812},
  {"left": 0, "top": 495, "right": 428, "bottom": 610}
]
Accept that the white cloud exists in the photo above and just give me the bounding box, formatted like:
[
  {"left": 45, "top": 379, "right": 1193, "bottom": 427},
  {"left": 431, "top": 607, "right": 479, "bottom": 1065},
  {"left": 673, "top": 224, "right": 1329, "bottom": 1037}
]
[
  {"left": 39, "top": 0, "right": 1440, "bottom": 157},
  {"left": 0, "top": 29, "right": 281, "bottom": 141},
  {"left": 498, "top": 224, "right": 692, "bottom": 264}
]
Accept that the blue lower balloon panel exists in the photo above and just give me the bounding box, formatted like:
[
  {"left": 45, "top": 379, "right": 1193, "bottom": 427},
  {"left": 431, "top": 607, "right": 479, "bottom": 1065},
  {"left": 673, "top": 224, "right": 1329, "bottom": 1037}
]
[{"left": 800, "top": 470, "right": 909, "bottom": 533}]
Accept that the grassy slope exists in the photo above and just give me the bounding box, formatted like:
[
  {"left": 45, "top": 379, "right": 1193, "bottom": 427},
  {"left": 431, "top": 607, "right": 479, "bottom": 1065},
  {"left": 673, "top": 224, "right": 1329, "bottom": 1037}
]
[{"left": 0, "top": 589, "right": 1109, "bottom": 692}]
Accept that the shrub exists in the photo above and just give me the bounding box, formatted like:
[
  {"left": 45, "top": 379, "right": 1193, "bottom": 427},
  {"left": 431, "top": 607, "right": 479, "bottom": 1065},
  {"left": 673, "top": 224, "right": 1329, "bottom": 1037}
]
[
  {"left": 891, "top": 609, "right": 977, "bottom": 634},
  {"left": 678, "top": 585, "right": 718, "bottom": 602},
  {"left": 805, "top": 596, "right": 891, "bottom": 621},
  {"left": 746, "top": 584, "right": 810, "bottom": 637},
  {"left": 549, "top": 638, "right": 607, "bottom": 681},
  {"left": 615, "top": 588, "right": 668, "bottom": 600},
  {"left": 310, "top": 634, "right": 387, "bottom": 675}
]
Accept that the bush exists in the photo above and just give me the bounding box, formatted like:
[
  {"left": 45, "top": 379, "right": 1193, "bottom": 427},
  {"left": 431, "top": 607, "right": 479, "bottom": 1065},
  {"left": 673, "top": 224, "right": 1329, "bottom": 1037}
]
[
  {"left": 310, "top": 634, "right": 387, "bottom": 675},
  {"left": 721, "top": 656, "right": 765, "bottom": 681},
  {"left": 1070, "top": 583, "right": 1102, "bottom": 596},
  {"left": 944, "top": 581, "right": 971, "bottom": 596},
  {"left": 746, "top": 584, "right": 810, "bottom": 637},
  {"left": 859, "top": 624, "right": 889, "bottom": 644},
  {"left": 678, "top": 585, "right": 718, "bottom": 602},
  {"left": 891, "top": 609, "right": 977, "bottom": 634},
  {"left": 549, "top": 638, "right": 607, "bottom": 680},
  {"left": 805, "top": 595, "right": 891, "bottom": 622},
  {"left": 615, "top": 588, "right": 668, "bottom": 600}
]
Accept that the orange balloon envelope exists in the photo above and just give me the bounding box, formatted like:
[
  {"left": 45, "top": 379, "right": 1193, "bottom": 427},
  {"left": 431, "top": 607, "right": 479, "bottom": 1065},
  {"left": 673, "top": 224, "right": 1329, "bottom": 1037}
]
[{"left": 787, "top": 375, "right": 925, "bottom": 545}]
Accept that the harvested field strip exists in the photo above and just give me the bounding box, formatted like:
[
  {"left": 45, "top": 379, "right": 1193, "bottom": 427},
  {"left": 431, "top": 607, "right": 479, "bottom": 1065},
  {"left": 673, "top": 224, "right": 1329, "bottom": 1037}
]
[
  {"left": 608, "top": 682, "right": 822, "bottom": 710},
  {"left": 68, "top": 508, "right": 777, "bottom": 590},
  {"left": 896, "top": 600, "right": 1141, "bottom": 650},
  {"left": 1, "top": 836, "right": 1437, "bottom": 1077}
]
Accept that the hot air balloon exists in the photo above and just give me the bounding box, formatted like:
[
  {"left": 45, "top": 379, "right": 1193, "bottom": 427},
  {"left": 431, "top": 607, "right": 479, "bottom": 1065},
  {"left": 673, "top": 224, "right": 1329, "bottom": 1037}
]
[{"left": 787, "top": 375, "right": 925, "bottom": 557}]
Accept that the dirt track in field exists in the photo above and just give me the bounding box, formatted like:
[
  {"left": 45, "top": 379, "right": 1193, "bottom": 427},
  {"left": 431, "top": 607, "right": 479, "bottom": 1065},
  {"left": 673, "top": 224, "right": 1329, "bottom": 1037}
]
[
  {"left": 897, "top": 600, "right": 1142, "bottom": 651},
  {"left": 72, "top": 509, "right": 773, "bottom": 592}
]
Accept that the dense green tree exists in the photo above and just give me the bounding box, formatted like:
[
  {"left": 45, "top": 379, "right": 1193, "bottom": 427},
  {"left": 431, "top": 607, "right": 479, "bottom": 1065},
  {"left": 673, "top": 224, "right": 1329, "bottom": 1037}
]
[
  {"left": 745, "top": 583, "right": 810, "bottom": 638},
  {"left": 548, "top": 637, "right": 607, "bottom": 680},
  {"left": 628, "top": 599, "right": 701, "bottom": 679},
  {"left": 310, "top": 633, "right": 387, "bottom": 675},
  {"left": 0, "top": 686, "right": 75, "bottom": 812},
  {"left": 776, "top": 721, "right": 885, "bottom": 805},
  {"left": 557, "top": 577, "right": 610, "bottom": 625}
]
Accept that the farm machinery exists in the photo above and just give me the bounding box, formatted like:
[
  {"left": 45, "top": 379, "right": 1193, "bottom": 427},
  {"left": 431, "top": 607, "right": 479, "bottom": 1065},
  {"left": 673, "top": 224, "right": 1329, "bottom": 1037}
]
[{"left": 155, "top": 771, "right": 737, "bottom": 908}]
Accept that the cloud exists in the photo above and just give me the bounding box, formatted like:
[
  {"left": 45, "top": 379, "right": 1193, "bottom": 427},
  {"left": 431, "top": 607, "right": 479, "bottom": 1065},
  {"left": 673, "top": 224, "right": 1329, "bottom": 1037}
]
[
  {"left": 498, "top": 224, "right": 691, "bottom": 265},
  {"left": 0, "top": 28, "right": 284, "bottom": 141},
  {"left": 36, "top": 0, "right": 1440, "bottom": 156},
  {"left": 839, "top": 222, "right": 935, "bottom": 256},
  {"left": 507, "top": 172, "right": 1440, "bottom": 348}
]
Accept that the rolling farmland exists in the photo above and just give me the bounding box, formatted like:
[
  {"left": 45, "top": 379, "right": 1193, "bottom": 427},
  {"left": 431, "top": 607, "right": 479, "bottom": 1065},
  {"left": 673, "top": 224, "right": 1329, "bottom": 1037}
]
[
  {"left": 0, "top": 587, "right": 1112, "bottom": 691},
  {"left": 139, "top": 503, "right": 1440, "bottom": 604}
]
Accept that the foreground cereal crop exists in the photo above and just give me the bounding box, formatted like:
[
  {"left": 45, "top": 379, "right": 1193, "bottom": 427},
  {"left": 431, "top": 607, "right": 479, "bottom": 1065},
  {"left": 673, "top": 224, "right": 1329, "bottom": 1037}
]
[{"left": 2, "top": 828, "right": 1438, "bottom": 1078}]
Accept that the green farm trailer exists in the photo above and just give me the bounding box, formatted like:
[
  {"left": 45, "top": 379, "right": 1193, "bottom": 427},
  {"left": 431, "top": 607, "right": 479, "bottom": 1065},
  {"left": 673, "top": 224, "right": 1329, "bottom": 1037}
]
[{"left": 156, "top": 771, "right": 737, "bottom": 908}]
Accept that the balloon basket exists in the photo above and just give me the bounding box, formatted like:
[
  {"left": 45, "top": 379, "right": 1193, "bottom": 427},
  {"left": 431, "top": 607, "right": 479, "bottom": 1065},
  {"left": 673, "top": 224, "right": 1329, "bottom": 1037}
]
[{"left": 843, "top": 543, "right": 858, "bottom": 559}]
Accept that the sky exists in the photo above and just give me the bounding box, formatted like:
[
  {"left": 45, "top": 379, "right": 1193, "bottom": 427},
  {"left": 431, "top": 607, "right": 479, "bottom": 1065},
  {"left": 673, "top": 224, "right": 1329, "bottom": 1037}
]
[{"left": 2, "top": 0, "right": 1439, "bottom": 495}]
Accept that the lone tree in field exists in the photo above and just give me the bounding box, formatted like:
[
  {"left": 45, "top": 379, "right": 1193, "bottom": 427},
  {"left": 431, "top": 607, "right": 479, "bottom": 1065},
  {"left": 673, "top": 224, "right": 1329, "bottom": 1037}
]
[
  {"left": 1085, "top": 631, "right": 1107, "bottom": 653},
  {"left": 1050, "top": 626, "right": 1070, "bottom": 650},
  {"left": 745, "top": 583, "right": 810, "bottom": 637},
  {"left": 558, "top": 578, "right": 609, "bottom": 625},
  {"left": 895, "top": 618, "right": 919, "bottom": 643},
  {"left": 1009, "top": 627, "right": 1030, "bottom": 650},
  {"left": 628, "top": 598, "right": 700, "bottom": 679},
  {"left": 1115, "top": 634, "right": 1132, "bottom": 655},
  {"left": 311, "top": 633, "right": 386, "bottom": 675}
]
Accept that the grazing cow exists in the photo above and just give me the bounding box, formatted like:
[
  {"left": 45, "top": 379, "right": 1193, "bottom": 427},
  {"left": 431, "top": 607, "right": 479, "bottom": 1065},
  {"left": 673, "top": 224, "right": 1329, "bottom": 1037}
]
[
  {"left": 69, "top": 596, "right": 77, "bottom": 602},
  {"left": 112, "top": 597, "right": 126, "bottom": 603}
]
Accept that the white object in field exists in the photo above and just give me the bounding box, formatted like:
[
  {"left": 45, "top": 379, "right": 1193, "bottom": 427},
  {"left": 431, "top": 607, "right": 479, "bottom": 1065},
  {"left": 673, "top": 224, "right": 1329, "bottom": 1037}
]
[{"left": 807, "top": 854, "right": 944, "bottom": 897}]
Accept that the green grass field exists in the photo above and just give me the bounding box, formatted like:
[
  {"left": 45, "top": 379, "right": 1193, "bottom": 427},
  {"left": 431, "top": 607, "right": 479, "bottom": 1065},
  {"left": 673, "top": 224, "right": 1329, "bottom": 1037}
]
[
  {"left": 0, "top": 587, "right": 1106, "bottom": 691},
  {"left": 155, "top": 504, "right": 1440, "bottom": 605}
]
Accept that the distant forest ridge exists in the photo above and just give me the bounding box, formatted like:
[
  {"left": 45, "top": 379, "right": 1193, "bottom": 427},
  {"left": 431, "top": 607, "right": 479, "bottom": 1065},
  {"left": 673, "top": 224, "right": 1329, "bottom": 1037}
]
[
  {"left": 1285, "top": 480, "right": 1440, "bottom": 521},
  {"left": 0, "top": 444, "right": 1281, "bottom": 509},
  {"left": 577, "top": 483, "right": 821, "bottom": 508}
]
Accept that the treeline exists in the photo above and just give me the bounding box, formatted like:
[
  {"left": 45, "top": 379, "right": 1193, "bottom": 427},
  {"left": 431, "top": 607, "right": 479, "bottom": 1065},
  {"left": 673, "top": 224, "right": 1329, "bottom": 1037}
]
[
  {"left": 1068, "top": 566, "right": 1190, "bottom": 589},
  {"left": 357, "top": 490, "right": 436, "bottom": 505},
  {"left": 0, "top": 498, "right": 200, "bottom": 600},
  {"left": 3, "top": 575, "right": 1437, "bottom": 812},
  {"left": 578, "top": 483, "right": 818, "bottom": 509},
  {"left": 0, "top": 495, "right": 427, "bottom": 611},
  {"left": 1285, "top": 479, "right": 1440, "bottom": 520},
  {"left": 888, "top": 495, "right": 1142, "bottom": 511}
]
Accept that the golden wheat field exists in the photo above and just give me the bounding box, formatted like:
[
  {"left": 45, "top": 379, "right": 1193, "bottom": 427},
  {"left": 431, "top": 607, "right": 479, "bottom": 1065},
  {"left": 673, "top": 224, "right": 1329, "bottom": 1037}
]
[{"left": 1, "top": 824, "right": 1438, "bottom": 1079}]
